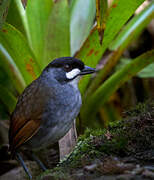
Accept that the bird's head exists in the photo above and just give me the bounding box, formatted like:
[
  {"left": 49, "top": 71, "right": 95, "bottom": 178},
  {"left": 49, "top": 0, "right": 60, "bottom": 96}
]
[{"left": 42, "top": 57, "right": 95, "bottom": 85}]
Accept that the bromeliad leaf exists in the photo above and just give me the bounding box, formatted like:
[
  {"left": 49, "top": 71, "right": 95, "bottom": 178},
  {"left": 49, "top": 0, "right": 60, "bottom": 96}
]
[
  {"left": 26, "top": 0, "right": 53, "bottom": 68},
  {"left": 0, "top": 45, "right": 25, "bottom": 93},
  {"left": 80, "top": 50, "right": 154, "bottom": 123},
  {"left": 0, "top": 0, "right": 11, "bottom": 28},
  {"left": 6, "top": 0, "right": 26, "bottom": 35},
  {"left": 0, "top": 85, "right": 17, "bottom": 113},
  {"left": 116, "top": 58, "right": 154, "bottom": 78},
  {"left": 70, "top": 0, "right": 96, "bottom": 55},
  {"left": 76, "top": 0, "right": 145, "bottom": 95},
  {"left": 43, "top": 0, "right": 70, "bottom": 67},
  {"left": 0, "top": 23, "right": 40, "bottom": 86},
  {"left": 86, "top": 2, "right": 154, "bottom": 96},
  {"left": 110, "top": 2, "right": 154, "bottom": 51},
  {"left": 96, "top": 0, "right": 108, "bottom": 44}
]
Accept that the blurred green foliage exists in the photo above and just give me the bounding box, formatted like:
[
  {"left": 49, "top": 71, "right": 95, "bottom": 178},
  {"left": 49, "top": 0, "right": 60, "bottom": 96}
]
[
  {"left": 0, "top": 0, "right": 11, "bottom": 28},
  {"left": 0, "top": 0, "right": 154, "bottom": 129}
]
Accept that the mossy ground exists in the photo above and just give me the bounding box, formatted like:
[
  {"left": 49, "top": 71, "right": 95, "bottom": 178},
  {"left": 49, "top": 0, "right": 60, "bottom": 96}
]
[{"left": 38, "top": 101, "right": 154, "bottom": 180}]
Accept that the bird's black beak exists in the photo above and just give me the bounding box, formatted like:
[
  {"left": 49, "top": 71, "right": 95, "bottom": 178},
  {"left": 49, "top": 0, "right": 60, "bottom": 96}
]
[{"left": 80, "top": 66, "right": 96, "bottom": 75}]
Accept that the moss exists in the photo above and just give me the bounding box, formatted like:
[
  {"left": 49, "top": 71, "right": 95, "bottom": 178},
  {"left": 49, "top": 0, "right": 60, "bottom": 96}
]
[
  {"left": 59, "top": 136, "right": 102, "bottom": 168},
  {"left": 78, "top": 128, "right": 107, "bottom": 141},
  {"left": 36, "top": 168, "right": 70, "bottom": 180},
  {"left": 124, "top": 101, "right": 154, "bottom": 117},
  {"left": 38, "top": 101, "right": 154, "bottom": 179},
  {"left": 60, "top": 101, "right": 154, "bottom": 164}
]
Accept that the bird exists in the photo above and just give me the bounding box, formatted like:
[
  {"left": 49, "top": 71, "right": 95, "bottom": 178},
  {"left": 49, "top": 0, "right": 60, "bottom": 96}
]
[{"left": 9, "top": 57, "right": 95, "bottom": 179}]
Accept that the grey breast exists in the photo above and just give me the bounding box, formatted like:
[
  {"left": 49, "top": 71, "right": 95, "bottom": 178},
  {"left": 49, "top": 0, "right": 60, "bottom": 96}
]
[{"left": 26, "top": 79, "right": 82, "bottom": 150}]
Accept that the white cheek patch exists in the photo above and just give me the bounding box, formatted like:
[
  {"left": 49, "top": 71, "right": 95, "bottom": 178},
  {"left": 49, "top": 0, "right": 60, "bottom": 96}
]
[{"left": 66, "top": 68, "right": 81, "bottom": 79}]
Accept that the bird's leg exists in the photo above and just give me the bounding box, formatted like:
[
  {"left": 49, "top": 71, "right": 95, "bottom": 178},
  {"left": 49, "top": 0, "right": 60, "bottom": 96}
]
[
  {"left": 31, "top": 153, "right": 47, "bottom": 171},
  {"left": 15, "top": 152, "right": 32, "bottom": 179}
]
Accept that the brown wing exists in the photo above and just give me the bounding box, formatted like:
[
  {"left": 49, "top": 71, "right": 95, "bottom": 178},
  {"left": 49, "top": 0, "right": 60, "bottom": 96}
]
[
  {"left": 9, "top": 119, "right": 40, "bottom": 155},
  {"left": 9, "top": 79, "right": 47, "bottom": 155}
]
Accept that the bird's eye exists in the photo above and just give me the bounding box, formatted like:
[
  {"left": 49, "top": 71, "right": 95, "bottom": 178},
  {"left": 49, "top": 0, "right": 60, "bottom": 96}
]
[{"left": 64, "top": 64, "right": 71, "bottom": 72}]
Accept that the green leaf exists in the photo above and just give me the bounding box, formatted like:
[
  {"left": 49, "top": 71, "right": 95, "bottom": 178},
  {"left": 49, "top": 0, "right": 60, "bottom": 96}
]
[
  {"left": 43, "top": 0, "right": 70, "bottom": 67},
  {"left": 138, "top": 63, "right": 154, "bottom": 78},
  {"left": 80, "top": 50, "right": 154, "bottom": 122},
  {"left": 0, "top": 23, "right": 40, "bottom": 86},
  {"left": 0, "top": 64, "right": 15, "bottom": 93},
  {"left": 110, "top": 2, "right": 154, "bottom": 50},
  {"left": 6, "top": 0, "right": 26, "bottom": 34},
  {"left": 76, "top": 0, "right": 145, "bottom": 94},
  {"left": 70, "top": 0, "right": 96, "bottom": 55},
  {"left": 86, "top": 3, "right": 154, "bottom": 96},
  {"left": 0, "top": 84, "right": 17, "bottom": 113},
  {"left": 117, "top": 58, "right": 154, "bottom": 78},
  {"left": 26, "top": 0, "right": 53, "bottom": 67},
  {"left": 0, "top": 0, "right": 11, "bottom": 28},
  {"left": 115, "top": 58, "right": 130, "bottom": 70},
  {"left": 13, "top": 0, "right": 29, "bottom": 37},
  {"left": 0, "top": 44, "right": 26, "bottom": 93},
  {"left": 96, "top": 0, "right": 108, "bottom": 44}
]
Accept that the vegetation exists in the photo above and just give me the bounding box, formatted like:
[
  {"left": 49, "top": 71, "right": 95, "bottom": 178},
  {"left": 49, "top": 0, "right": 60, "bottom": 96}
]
[
  {"left": 37, "top": 102, "right": 154, "bottom": 180},
  {"left": 0, "top": 0, "right": 154, "bottom": 179},
  {"left": 0, "top": 0, "right": 154, "bottom": 126},
  {"left": 61, "top": 102, "right": 154, "bottom": 166},
  {"left": 0, "top": 0, "right": 153, "bottom": 129}
]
